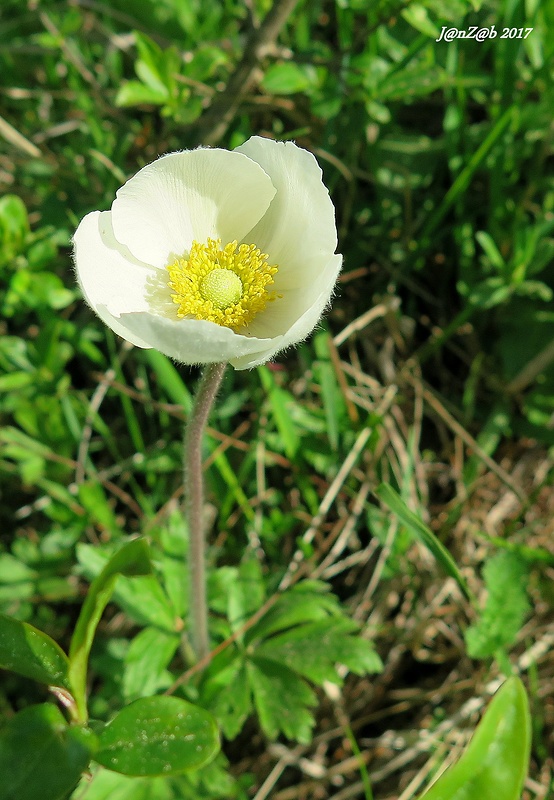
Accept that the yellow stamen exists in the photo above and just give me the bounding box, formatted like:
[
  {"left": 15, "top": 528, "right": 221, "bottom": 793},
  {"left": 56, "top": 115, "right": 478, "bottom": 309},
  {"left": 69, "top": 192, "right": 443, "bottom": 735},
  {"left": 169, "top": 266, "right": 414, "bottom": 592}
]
[{"left": 167, "top": 238, "right": 278, "bottom": 331}]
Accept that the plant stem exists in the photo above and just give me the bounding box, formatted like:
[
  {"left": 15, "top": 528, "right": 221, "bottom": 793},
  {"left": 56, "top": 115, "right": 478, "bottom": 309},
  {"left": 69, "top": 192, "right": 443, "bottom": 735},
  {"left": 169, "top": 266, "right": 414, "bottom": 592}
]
[{"left": 184, "top": 361, "right": 227, "bottom": 661}]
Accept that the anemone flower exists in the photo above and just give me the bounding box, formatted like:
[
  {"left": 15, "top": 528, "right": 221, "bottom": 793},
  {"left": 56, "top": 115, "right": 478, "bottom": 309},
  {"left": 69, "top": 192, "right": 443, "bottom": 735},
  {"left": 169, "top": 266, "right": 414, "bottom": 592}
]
[{"left": 73, "top": 136, "right": 341, "bottom": 369}]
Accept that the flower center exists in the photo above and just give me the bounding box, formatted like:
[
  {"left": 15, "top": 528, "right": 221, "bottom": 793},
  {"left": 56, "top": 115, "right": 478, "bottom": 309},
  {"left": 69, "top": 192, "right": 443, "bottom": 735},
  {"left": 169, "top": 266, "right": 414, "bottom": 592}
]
[
  {"left": 167, "top": 238, "right": 278, "bottom": 331},
  {"left": 199, "top": 268, "right": 242, "bottom": 309}
]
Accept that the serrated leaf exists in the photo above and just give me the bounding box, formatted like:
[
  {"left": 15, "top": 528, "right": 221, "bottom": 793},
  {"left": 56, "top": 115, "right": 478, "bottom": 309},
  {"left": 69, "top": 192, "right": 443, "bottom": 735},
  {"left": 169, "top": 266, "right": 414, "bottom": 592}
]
[
  {"left": 122, "top": 627, "right": 180, "bottom": 701},
  {"left": 418, "top": 678, "right": 530, "bottom": 800},
  {"left": 94, "top": 696, "right": 219, "bottom": 776},
  {"left": 0, "top": 614, "right": 70, "bottom": 690},
  {"left": 0, "top": 704, "right": 96, "bottom": 800},
  {"left": 203, "top": 658, "right": 252, "bottom": 740},
  {"left": 465, "top": 552, "right": 530, "bottom": 659},
  {"left": 227, "top": 557, "right": 265, "bottom": 639},
  {"left": 257, "top": 618, "right": 382, "bottom": 684},
  {"left": 247, "top": 581, "right": 340, "bottom": 643},
  {"left": 247, "top": 656, "right": 316, "bottom": 743}
]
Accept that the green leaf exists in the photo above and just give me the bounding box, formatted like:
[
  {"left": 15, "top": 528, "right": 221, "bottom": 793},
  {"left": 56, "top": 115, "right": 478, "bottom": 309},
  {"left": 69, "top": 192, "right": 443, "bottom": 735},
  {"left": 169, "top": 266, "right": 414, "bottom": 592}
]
[
  {"left": 115, "top": 81, "right": 168, "bottom": 108},
  {"left": 143, "top": 350, "right": 192, "bottom": 409},
  {"left": 257, "top": 618, "right": 382, "bottom": 685},
  {"left": 202, "top": 658, "right": 252, "bottom": 740},
  {"left": 467, "top": 277, "right": 513, "bottom": 309},
  {"left": 376, "top": 483, "right": 472, "bottom": 601},
  {"left": 476, "top": 231, "right": 506, "bottom": 269},
  {"left": 313, "top": 331, "right": 344, "bottom": 450},
  {"left": 78, "top": 481, "right": 120, "bottom": 535},
  {"left": 122, "top": 627, "right": 180, "bottom": 701},
  {"left": 71, "top": 767, "right": 175, "bottom": 800},
  {"left": 0, "top": 195, "right": 29, "bottom": 264},
  {"left": 94, "top": 696, "right": 219, "bottom": 776},
  {"left": 465, "top": 552, "right": 530, "bottom": 659},
  {"left": 247, "top": 656, "right": 316, "bottom": 743},
  {"left": 69, "top": 539, "right": 152, "bottom": 722},
  {"left": 226, "top": 557, "right": 265, "bottom": 639},
  {"left": 261, "top": 62, "right": 315, "bottom": 95},
  {"left": 0, "top": 613, "right": 70, "bottom": 689},
  {"left": 0, "top": 704, "right": 96, "bottom": 800},
  {"left": 419, "top": 678, "right": 530, "bottom": 800},
  {"left": 258, "top": 366, "right": 300, "bottom": 458},
  {"left": 77, "top": 543, "right": 177, "bottom": 631},
  {"left": 247, "top": 580, "right": 341, "bottom": 642},
  {"left": 401, "top": 5, "right": 440, "bottom": 37},
  {"left": 75, "top": 754, "right": 239, "bottom": 800}
]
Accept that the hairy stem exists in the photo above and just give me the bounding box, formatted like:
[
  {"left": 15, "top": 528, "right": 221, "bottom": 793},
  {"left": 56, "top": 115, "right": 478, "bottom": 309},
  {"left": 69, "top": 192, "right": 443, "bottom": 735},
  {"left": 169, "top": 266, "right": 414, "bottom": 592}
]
[{"left": 184, "top": 361, "right": 227, "bottom": 661}]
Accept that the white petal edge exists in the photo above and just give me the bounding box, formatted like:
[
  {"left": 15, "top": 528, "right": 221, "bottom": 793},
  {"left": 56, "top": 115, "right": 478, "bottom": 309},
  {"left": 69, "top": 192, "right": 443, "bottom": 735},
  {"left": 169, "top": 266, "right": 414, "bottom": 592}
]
[
  {"left": 236, "top": 136, "right": 339, "bottom": 294},
  {"left": 117, "top": 313, "right": 275, "bottom": 366},
  {"left": 230, "top": 253, "right": 342, "bottom": 369},
  {"left": 111, "top": 148, "right": 277, "bottom": 269},
  {"left": 73, "top": 210, "right": 155, "bottom": 348}
]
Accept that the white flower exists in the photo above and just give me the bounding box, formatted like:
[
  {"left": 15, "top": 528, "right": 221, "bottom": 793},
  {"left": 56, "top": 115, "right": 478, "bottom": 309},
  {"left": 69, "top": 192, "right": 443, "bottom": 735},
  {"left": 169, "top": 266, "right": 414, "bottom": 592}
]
[{"left": 73, "top": 136, "right": 341, "bottom": 370}]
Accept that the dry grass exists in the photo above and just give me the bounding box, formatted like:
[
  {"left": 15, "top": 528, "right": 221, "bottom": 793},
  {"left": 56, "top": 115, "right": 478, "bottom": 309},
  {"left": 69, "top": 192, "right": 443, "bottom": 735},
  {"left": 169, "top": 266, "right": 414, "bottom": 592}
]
[{"left": 227, "top": 299, "right": 554, "bottom": 799}]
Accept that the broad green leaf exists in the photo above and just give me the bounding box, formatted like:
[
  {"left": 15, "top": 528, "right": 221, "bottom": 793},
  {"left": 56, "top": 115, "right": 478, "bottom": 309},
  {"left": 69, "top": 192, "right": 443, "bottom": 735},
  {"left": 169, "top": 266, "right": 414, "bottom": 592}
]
[
  {"left": 0, "top": 614, "right": 70, "bottom": 689},
  {"left": 116, "top": 81, "right": 168, "bottom": 108},
  {"left": 465, "top": 552, "right": 530, "bottom": 658},
  {"left": 75, "top": 754, "right": 238, "bottom": 800},
  {"left": 133, "top": 32, "right": 171, "bottom": 92},
  {"left": 77, "top": 543, "right": 177, "bottom": 631},
  {"left": 419, "top": 677, "right": 530, "bottom": 800},
  {"left": 0, "top": 704, "right": 96, "bottom": 800},
  {"left": 0, "top": 553, "right": 36, "bottom": 584},
  {"left": 257, "top": 618, "right": 382, "bottom": 685},
  {"left": 122, "top": 627, "right": 180, "bottom": 701},
  {"left": 376, "top": 483, "right": 472, "bottom": 601},
  {"left": 261, "top": 62, "right": 314, "bottom": 95},
  {"left": 247, "top": 657, "right": 316, "bottom": 743},
  {"left": 71, "top": 767, "right": 174, "bottom": 800},
  {"left": 69, "top": 539, "right": 152, "bottom": 722},
  {"left": 94, "top": 696, "right": 219, "bottom": 776}
]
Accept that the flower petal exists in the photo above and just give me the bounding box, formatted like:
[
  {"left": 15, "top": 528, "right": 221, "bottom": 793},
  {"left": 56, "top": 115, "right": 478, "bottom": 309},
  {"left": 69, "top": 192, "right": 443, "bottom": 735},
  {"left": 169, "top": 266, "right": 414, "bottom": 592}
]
[
  {"left": 236, "top": 137, "right": 339, "bottom": 293},
  {"left": 231, "top": 253, "right": 342, "bottom": 369},
  {"left": 73, "top": 210, "right": 155, "bottom": 348},
  {"left": 111, "top": 149, "right": 276, "bottom": 268},
  {"left": 233, "top": 137, "right": 341, "bottom": 347},
  {"left": 118, "top": 313, "right": 274, "bottom": 366}
]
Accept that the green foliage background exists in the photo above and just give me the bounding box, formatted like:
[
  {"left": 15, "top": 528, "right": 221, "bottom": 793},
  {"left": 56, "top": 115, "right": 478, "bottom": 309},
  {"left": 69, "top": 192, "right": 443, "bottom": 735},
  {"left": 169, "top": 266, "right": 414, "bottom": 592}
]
[{"left": 0, "top": 0, "right": 553, "bottom": 797}]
